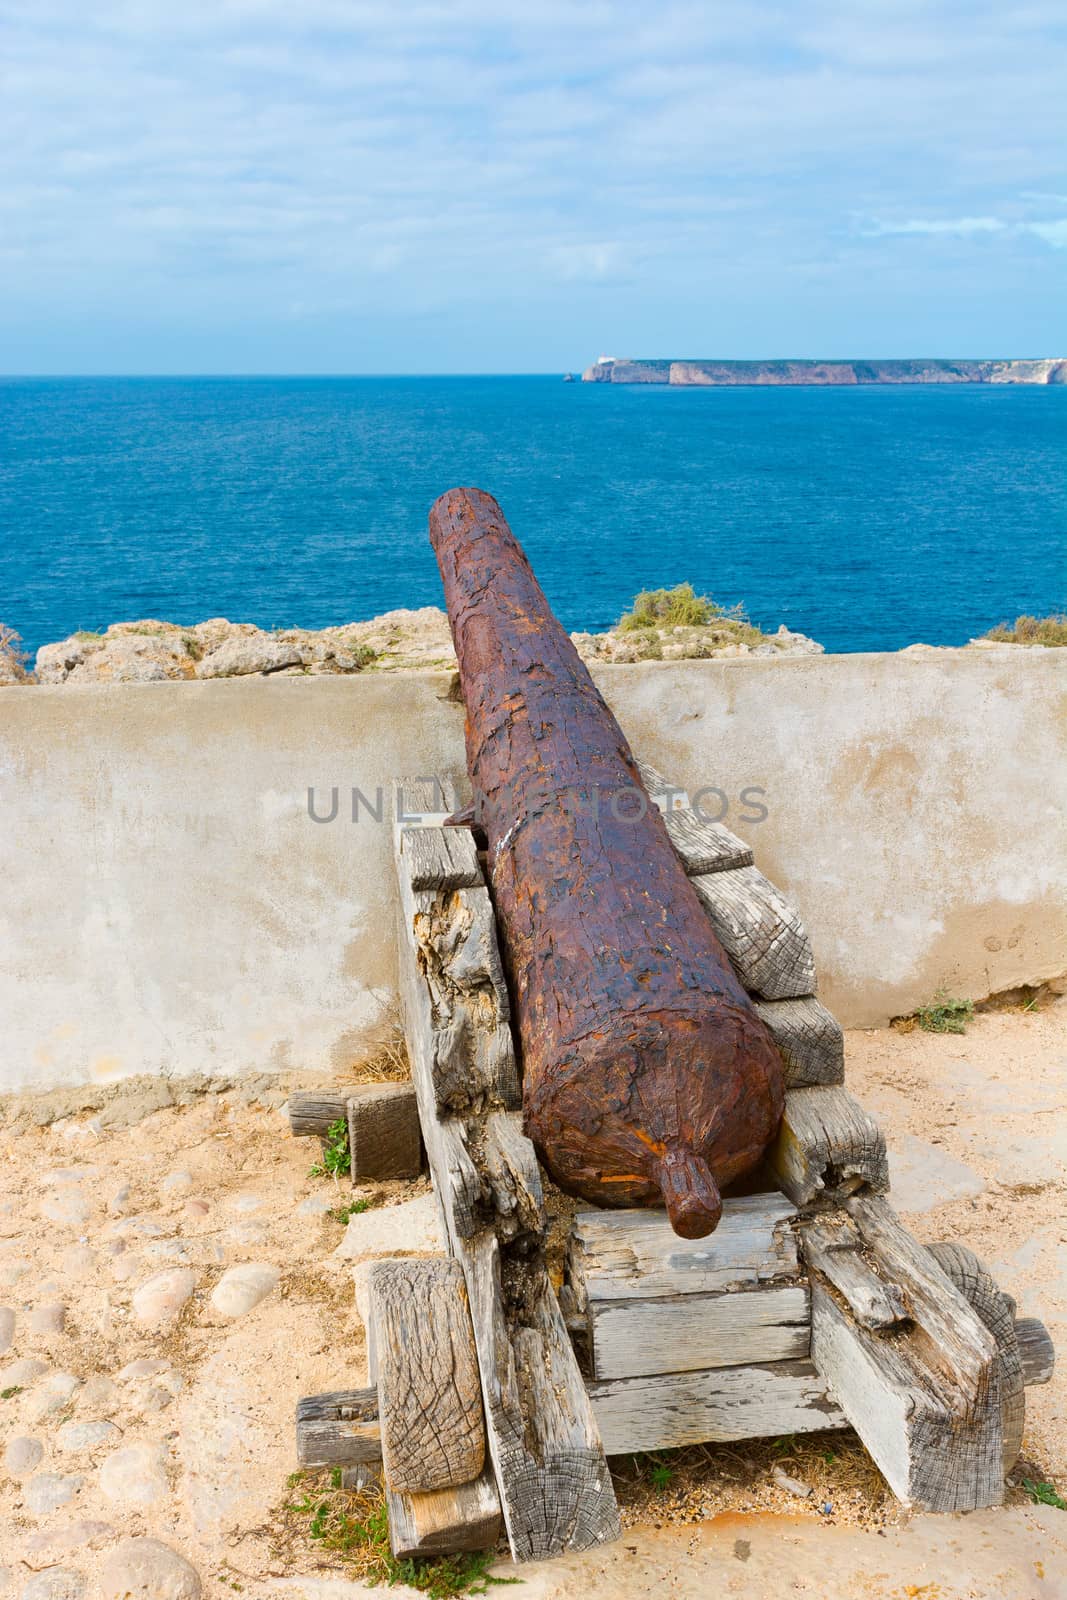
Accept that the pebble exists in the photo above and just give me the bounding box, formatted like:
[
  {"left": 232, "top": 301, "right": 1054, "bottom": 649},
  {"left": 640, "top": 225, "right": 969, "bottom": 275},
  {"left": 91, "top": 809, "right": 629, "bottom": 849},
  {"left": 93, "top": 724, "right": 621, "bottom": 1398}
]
[
  {"left": 0, "top": 1304, "right": 14, "bottom": 1351},
  {"left": 210, "top": 1263, "right": 280, "bottom": 1318},
  {"left": 19, "top": 1569, "right": 87, "bottom": 1600},
  {"left": 118, "top": 1357, "right": 171, "bottom": 1382},
  {"left": 111, "top": 1253, "right": 143, "bottom": 1283},
  {"left": 1, "top": 1357, "right": 49, "bottom": 1389},
  {"left": 224, "top": 1221, "right": 269, "bottom": 1247},
  {"left": 108, "top": 1183, "right": 133, "bottom": 1216},
  {"left": 74, "top": 1375, "right": 116, "bottom": 1411},
  {"left": 771, "top": 1464, "right": 813, "bottom": 1498},
  {"left": 22, "top": 1521, "right": 113, "bottom": 1567},
  {"left": 0, "top": 1258, "right": 33, "bottom": 1288},
  {"left": 25, "top": 1372, "right": 83, "bottom": 1423},
  {"left": 39, "top": 1167, "right": 100, "bottom": 1186},
  {"left": 143, "top": 1240, "right": 192, "bottom": 1264},
  {"left": 99, "top": 1538, "right": 201, "bottom": 1600},
  {"left": 29, "top": 1304, "right": 66, "bottom": 1336},
  {"left": 55, "top": 1420, "right": 120, "bottom": 1454},
  {"left": 40, "top": 1193, "right": 90, "bottom": 1230},
  {"left": 333, "top": 1189, "right": 444, "bottom": 1262},
  {"left": 228, "top": 1193, "right": 266, "bottom": 1214},
  {"left": 160, "top": 1171, "right": 193, "bottom": 1194},
  {"left": 4, "top": 1435, "right": 44, "bottom": 1475},
  {"left": 25, "top": 1474, "right": 84, "bottom": 1515},
  {"left": 295, "top": 1195, "right": 334, "bottom": 1217},
  {"left": 131, "top": 1268, "right": 197, "bottom": 1330},
  {"left": 183, "top": 1200, "right": 210, "bottom": 1220},
  {"left": 59, "top": 1247, "right": 97, "bottom": 1280},
  {"left": 99, "top": 1442, "right": 170, "bottom": 1506}
]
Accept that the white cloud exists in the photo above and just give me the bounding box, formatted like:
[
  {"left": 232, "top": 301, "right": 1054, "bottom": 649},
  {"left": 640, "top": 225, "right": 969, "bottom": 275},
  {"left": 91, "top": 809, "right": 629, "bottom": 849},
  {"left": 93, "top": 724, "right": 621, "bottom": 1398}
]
[{"left": 860, "top": 213, "right": 1067, "bottom": 249}]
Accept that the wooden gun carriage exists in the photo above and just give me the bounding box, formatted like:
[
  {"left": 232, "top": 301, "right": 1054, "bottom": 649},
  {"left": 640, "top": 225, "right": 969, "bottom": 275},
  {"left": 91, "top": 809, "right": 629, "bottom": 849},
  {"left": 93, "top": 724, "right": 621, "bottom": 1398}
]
[
  {"left": 291, "top": 761, "right": 1054, "bottom": 1562},
  {"left": 291, "top": 490, "right": 1053, "bottom": 1565}
]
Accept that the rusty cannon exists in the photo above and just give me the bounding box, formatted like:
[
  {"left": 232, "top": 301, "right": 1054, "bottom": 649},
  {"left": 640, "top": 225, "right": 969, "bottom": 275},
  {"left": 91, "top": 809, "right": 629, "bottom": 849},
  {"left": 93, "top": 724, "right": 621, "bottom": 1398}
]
[{"left": 429, "top": 486, "right": 784, "bottom": 1238}]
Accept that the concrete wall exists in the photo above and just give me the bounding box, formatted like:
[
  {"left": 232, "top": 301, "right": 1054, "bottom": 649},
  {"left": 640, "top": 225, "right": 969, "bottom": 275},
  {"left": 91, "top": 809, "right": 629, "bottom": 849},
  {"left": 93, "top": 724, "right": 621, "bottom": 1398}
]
[{"left": 1, "top": 650, "right": 1064, "bottom": 1095}]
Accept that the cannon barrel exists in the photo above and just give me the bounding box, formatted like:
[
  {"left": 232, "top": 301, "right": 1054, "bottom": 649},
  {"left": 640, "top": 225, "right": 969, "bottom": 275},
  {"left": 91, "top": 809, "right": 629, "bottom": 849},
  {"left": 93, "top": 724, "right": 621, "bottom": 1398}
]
[{"left": 429, "top": 488, "right": 784, "bottom": 1237}]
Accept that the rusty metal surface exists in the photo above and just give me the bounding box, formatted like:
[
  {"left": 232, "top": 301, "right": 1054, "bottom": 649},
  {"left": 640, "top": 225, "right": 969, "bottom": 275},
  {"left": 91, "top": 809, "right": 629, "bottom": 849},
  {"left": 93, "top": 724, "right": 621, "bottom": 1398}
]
[{"left": 429, "top": 487, "right": 784, "bottom": 1237}]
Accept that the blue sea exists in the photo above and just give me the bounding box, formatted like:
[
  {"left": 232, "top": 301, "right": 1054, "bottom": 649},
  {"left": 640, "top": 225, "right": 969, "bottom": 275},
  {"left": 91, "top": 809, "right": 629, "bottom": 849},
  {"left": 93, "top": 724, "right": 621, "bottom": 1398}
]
[{"left": 2, "top": 376, "right": 1064, "bottom": 657}]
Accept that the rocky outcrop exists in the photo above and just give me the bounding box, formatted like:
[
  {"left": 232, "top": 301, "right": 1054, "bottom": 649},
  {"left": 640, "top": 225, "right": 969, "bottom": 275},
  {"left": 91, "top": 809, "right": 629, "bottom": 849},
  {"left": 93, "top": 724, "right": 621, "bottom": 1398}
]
[
  {"left": 584, "top": 357, "right": 1067, "bottom": 386},
  {"left": 10, "top": 607, "right": 824, "bottom": 686}
]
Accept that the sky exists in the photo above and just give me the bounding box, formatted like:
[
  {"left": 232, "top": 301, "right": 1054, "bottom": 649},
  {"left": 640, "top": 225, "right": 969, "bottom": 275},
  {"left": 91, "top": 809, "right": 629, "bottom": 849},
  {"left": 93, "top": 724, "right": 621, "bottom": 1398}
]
[{"left": 1, "top": 0, "right": 1065, "bottom": 373}]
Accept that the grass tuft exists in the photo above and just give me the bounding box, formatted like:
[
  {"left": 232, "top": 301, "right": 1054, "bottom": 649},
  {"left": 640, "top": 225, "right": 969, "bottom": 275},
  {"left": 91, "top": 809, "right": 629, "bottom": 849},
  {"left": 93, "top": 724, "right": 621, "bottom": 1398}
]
[
  {"left": 283, "top": 1473, "right": 518, "bottom": 1596},
  {"left": 894, "top": 990, "right": 975, "bottom": 1035}
]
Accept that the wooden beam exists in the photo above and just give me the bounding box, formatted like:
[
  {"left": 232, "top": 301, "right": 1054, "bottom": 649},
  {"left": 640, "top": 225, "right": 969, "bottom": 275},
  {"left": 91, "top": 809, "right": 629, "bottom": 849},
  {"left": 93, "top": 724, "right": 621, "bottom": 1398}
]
[
  {"left": 691, "top": 865, "right": 817, "bottom": 1000},
  {"left": 567, "top": 1193, "right": 799, "bottom": 1309},
  {"left": 587, "top": 1283, "right": 810, "bottom": 1381},
  {"left": 1016, "top": 1317, "right": 1056, "bottom": 1386},
  {"left": 348, "top": 1083, "right": 422, "bottom": 1182},
  {"left": 394, "top": 800, "right": 620, "bottom": 1561},
  {"left": 806, "top": 1195, "right": 1003, "bottom": 1512},
  {"left": 768, "top": 1086, "right": 889, "bottom": 1207},
  {"left": 800, "top": 1213, "right": 907, "bottom": 1330},
  {"left": 401, "top": 823, "right": 483, "bottom": 891},
  {"left": 388, "top": 1468, "right": 503, "bottom": 1561},
  {"left": 752, "top": 996, "right": 845, "bottom": 1087},
  {"left": 589, "top": 1359, "right": 846, "bottom": 1455},
  {"left": 635, "top": 759, "right": 754, "bottom": 874},
  {"left": 288, "top": 1091, "right": 350, "bottom": 1138},
  {"left": 295, "top": 1388, "right": 381, "bottom": 1469},
  {"left": 371, "top": 1257, "right": 485, "bottom": 1495}
]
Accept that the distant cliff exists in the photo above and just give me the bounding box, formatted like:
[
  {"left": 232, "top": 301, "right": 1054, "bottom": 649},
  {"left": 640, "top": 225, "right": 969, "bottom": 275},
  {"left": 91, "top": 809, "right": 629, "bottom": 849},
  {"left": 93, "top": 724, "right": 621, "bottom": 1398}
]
[{"left": 583, "top": 357, "right": 1067, "bottom": 386}]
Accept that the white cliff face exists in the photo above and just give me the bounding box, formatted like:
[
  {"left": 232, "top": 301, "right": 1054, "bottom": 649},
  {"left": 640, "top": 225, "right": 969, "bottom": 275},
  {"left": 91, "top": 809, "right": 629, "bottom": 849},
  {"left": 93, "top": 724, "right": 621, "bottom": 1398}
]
[{"left": 583, "top": 357, "right": 1067, "bottom": 386}]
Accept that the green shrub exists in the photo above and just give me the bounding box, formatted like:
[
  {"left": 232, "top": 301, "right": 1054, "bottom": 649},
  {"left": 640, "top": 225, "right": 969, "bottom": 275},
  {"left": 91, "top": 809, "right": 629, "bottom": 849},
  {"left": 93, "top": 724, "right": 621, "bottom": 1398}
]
[
  {"left": 618, "top": 583, "right": 721, "bottom": 631},
  {"left": 913, "top": 991, "right": 975, "bottom": 1035},
  {"left": 984, "top": 614, "right": 1067, "bottom": 647}
]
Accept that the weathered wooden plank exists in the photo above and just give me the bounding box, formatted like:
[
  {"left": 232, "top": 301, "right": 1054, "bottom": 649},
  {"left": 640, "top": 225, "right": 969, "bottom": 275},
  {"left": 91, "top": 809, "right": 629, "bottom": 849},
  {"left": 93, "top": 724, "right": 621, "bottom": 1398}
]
[
  {"left": 752, "top": 996, "right": 845, "bottom": 1087},
  {"left": 410, "top": 882, "right": 521, "bottom": 1116},
  {"left": 807, "top": 1195, "right": 1003, "bottom": 1512},
  {"left": 691, "top": 865, "right": 817, "bottom": 1000},
  {"left": 295, "top": 1388, "right": 381, "bottom": 1469},
  {"left": 403, "top": 823, "right": 483, "bottom": 891},
  {"left": 589, "top": 1359, "right": 847, "bottom": 1455},
  {"left": 768, "top": 1086, "right": 889, "bottom": 1207},
  {"left": 567, "top": 1193, "right": 799, "bottom": 1308},
  {"left": 288, "top": 1091, "right": 350, "bottom": 1138},
  {"left": 394, "top": 805, "right": 621, "bottom": 1561},
  {"left": 1016, "top": 1317, "right": 1056, "bottom": 1386},
  {"left": 348, "top": 1083, "right": 423, "bottom": 1182},
  {"left": 387, "top": 1467, "right": 503, "bottom": 1560},
  {"left": 371, "top": 1257, "right": 485, "bottom": 1495},
  {"left": 588, "top": 1283, "right": 811, "bottom": 1381},
  {"left": 663, "top": 810, "right": 755, "bottom": 875},
  {"left": 800, "top": 1213, "right": 908, "bottom": 1330},
  {"left": 633, "top": 759, "right": 691, "bottom": 814}
]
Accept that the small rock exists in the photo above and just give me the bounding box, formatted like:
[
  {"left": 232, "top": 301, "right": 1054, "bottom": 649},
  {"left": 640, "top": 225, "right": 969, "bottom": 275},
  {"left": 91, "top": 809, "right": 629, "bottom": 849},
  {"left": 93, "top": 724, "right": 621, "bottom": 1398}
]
[
  {"left": 108, "top": 1184, "right": 133, "bottom": 1216},
  {"left": 143, "top": 1240, "right": 192, "bottom": 1264},
  {"left": 99, "top": 1538, "right": 201, "bottom": 1600},
  {"left": 22, "top": 1521, "right": 113, "bottom": 1568},
  {"left": 58, "top": 1247, "right": 96, "bottom": 1280},
  {"left": 25, "top": 1474, "right": 84, "bottom": 1515},
  {"left": 99, "top": 1443, "right": 170, "bottom": 1506},
  {"left": 0, "top": 1258, "right": 33, "bottom": 1287},
  {"left": 0, "top": 1304, "right": 14, "bottom": 1351},
  {"left": 296, "top": 1195, "right": 334, "bottom": 1217},
  {"left": 210, "top": 1263, "right": 280, "bottom": 1318},
  {"left": 224, "top": 1221, "right": 269, "bottom": 1248},
  {"left": 39, "top": 1193, "right": 90, "bottom": 1230},
  {"left": 55, "top": 1420, "right": 120, "bottom": 1454},
  {"left": 771, "top": 1464, "right": 812, "bottom": 1498},
  {"left": 131, "top": 1268, "right": 197, "bottom": 1330},
  {"left": 25, "top": 1372, "right": 83, "bottom": 1423},
  {"left": 74, "top": 1375, "right": 116, "bottom": 1412},
  {"left": 111, "top": 1253, "right": 142, "bottom": 1283},
  {"left": 228, "top": 1193, "right": 266, "bottom": 1214},
  {"left": 118, "top": 1357, "right": 171, "bottom": 1382},
  {"left": 29, "top": 1304, "right": 66, "bottom": 1336},
  {"left": 160, "top": 1171, "right": 193, "bottom": 1195},
  {"left": 183, "top": 1200, "right": 210, "bottom": 1220},
  {"left": 333, "top": 1190, "right": 444, "bottom": 1262},
  {"left": 198, "top": 632, "right": 302, "bottom": 679},
  {"left": 1, "top": 1357, "right": 49, "bottom": 1389},
  {"left": 19, "top": 1569, "right": 86, "bottom": 1600},
  {"left": 4, "top": 1436, "right": 44, "bottom": 1475}
]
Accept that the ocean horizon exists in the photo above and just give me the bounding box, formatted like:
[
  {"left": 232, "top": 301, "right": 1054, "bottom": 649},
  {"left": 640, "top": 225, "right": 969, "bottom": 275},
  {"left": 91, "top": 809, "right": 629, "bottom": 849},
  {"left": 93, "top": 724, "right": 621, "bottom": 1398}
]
[{"left": 3, "top": 374, "right": 1064, "bottom": 658}]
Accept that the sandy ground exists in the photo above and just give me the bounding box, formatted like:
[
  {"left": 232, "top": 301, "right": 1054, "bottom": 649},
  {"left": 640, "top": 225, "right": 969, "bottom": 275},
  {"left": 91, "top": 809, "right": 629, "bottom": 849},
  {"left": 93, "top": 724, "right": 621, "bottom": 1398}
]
[{"left": 0, "top": 1006, "right": 1064, "bottom": 1599}]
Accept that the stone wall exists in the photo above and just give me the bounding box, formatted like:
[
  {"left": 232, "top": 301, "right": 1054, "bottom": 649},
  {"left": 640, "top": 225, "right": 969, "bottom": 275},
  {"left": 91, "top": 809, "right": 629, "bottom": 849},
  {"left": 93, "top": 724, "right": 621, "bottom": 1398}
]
[{"left": 1, "top": 650, "right": 1063, "bottom": 1094}]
